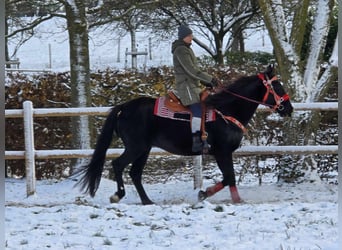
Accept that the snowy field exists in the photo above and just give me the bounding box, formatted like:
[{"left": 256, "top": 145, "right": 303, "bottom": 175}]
[
  {"left": 7, "top": 18, "right": 273, "bottom": 72},
  {"left": 5, "top": 176, "right": 338, "bottom": 250}
]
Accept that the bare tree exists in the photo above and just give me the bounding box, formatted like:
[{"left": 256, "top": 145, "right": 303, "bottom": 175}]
[
  {"left": 6, "top": 0, "right": 159, "bottom": 165},
  {"left": 154, "top": 0, "right": 259, "bottom": 64},
  {"left": 60, "top": 0, "right": 92, "bottom": 154},
  {"left": 54, "top": 0, "right": 159, "bottom": 155},
  {"left": 257, "top": 0, "right": 337, "bottom": 142},
  {"left": 257, "top": 0, "right": 338, "bottom": 181},
  {"left": 5, "top": 0, "right": 58, "bottom": 65},
  {"left": 86, "top": 0, "right": 159, "bottom": 69},
  {"left": 257, "top": 0, "right": 337, "bottom": 101},
  {"left": 7, "top": 0, "right": 93, "bottom": 159}
]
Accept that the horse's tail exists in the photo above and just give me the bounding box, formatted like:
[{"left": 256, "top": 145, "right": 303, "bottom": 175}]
[{"left": 74, "top": 104, "right": 122, "bottom": 197}]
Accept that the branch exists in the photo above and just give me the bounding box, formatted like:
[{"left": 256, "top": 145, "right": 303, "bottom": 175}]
[
  {"left": 290, "top": 0, "right": 310, "bottom": 55},
  {"left": 10, "top": 32, "right": 33, "bottom": 59},
  {"left": 6, "top": 15, "right": 57, "bottom": 39},
  {"left": 193, "top": 35, "right": 215, "bottom": 57},
  {"left": 314, "top": 35, "right": 338, "bottom": 101},
  {"left": 87, "top": 0, "right": 160, "bottom": 29},
  {"left": 159, "top": 6, "right": 185, "bottom": 26},
  {"left": 303, "top": 0, "right": 333, "bottom": 96},
  {"left": 185, "top": 0, "right": 214, "bottom": 29}
]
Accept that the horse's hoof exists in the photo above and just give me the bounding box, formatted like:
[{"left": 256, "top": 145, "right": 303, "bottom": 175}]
[
  {"left": 198, "top": 190, "right": 207, "bottom": 202},
  {"left": 109, "top": 194, "right": 121, "bottom": 203},
  {"left": 232, "top": 198, "right": 243, "bottom": 204},
  {"left": 142, "top": 200, "right": 154, "bottom": 205}
]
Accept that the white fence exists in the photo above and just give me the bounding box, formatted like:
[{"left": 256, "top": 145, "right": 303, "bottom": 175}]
[{"left": 5, "top": 101, "right": 338, "bottom": 196}]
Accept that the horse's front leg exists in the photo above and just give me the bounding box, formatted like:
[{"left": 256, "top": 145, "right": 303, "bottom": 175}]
[{"left": 199, "top": 153, "right": 242, "bottom": 203}]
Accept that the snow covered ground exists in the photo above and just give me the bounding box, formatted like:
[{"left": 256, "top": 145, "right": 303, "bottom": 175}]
[{"left": 5, "top": 176, "right": 338, "bottom": 250}]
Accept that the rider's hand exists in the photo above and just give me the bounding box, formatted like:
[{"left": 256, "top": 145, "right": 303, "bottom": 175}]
[{"left": 210, "top": 78, "right": 221, "bottom": 88}]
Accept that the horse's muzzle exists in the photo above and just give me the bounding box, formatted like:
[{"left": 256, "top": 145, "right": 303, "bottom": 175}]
[{"left": 277, "top": 103, "right": 293, "bottom": 117}]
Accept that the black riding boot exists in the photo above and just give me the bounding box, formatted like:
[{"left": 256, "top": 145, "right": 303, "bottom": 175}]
[{"left": 192, "top": 131, "right": 203, "bottom": 153}]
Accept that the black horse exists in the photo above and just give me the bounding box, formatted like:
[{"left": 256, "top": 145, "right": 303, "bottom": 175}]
[{"left": 76, "top": 65, "right": 293, "bottom": 205}]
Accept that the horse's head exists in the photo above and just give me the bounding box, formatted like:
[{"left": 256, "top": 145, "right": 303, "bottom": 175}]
[{"left": 259, "top": 64, "right": 293, "bottom": 117}]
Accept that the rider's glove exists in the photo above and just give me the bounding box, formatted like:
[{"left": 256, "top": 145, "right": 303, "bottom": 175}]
[{"left": 210, "top": 78, "right": 220, "bottom": 88}]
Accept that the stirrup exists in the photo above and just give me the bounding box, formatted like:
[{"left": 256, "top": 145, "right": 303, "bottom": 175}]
[
  {"left": 192, "top": 132, "right": 203, "bottom": 153},
  {"left": 202, "top": 140, "right": 209, "bottom": 154},
  {"left": 201, "top": 132, "right": 209, "bottom": 154}
]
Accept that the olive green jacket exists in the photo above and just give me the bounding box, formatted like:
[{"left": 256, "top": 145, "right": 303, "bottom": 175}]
[{"left": 171, "top": 40, "right": 213, "bottom": 106}]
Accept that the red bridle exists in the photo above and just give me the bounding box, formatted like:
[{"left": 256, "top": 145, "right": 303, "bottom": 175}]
[
  {"left": 219, "top": 73, "right": 290, "bottom": 111},
  {"left": 212, "top": 73, "right": 290, "bottom": 133},
  {"left": 257, "top": 73, "right": 290, "bottom": 111}
]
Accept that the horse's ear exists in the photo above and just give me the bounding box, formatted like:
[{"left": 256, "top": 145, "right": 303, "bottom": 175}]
[
  {"left": 265, "top": 63, "right": 275, "bottom": 77},
  {"left": 267, "top": 64, "right": 274, "bottom": 72}
]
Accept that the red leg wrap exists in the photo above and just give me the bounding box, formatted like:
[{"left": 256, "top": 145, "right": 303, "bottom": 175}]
[
  {"left": 206, "top": 182, "right": 224, "bottom": 197},
  {"left": 229, "top": 186, "right": 242, "bottom": 203}
]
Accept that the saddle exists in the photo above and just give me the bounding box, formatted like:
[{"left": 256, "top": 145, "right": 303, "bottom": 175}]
[
  {"left": 164, "top": 91, "right": 190, "bottom": 112},
  {"left": 155, "top": 90, "right": 213, "bottom": 153},
  {"left": 165, "top": 90, "right": 210, "bottom": 113}
]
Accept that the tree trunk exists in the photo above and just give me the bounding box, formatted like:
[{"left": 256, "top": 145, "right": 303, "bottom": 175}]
[
  {"left": 303, "top": 0, "right": 335, "bottom": 102},
  {"left": 257, "top": 0, "right": 336, "bottom": 102},
  {"left": 257, "top": 0, "right": 303, "bottom": 100},
  {"left": 64, "top": 0, "right": 91, "bottom": 159},
  {"left": 257, "top": 0, "right": 337, "bottom": 182},
  {"left": 214, "top": 36, "right": 224, "bottom": 65},
  {"left": 231, "top": 22, "right": 245, "bottom": 53},
  {"left": 5, "top": 18, "right": 10, "bottom": 66}
]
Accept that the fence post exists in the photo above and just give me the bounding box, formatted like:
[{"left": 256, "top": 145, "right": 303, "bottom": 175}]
[
  {"left": 23, "top": 101, "right": 36, "bottom": 196},
  {"left": 48, "top": 43, "right": 52, "bottom": 69}
]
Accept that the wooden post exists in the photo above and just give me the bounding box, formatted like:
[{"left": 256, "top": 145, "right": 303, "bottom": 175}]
[
  {"left": 149, "top": 37, "right": 152, "bottom": 60},
  {"left": 48, "top": 44, "right": 52, "bottom": 68},
  {"left": 117, "top": 38, "right": 120, "bottom": 63},
  {"left": 125, "top": 48, "right": 128, "bottom": 69},
  {"left": 125, "top": 50, "right": 148, "bottom": 70},
  {"left": 132, "top": 47, "right": 137, "bottom": 69},
  {"left": 23, "top": 101, "right": 36, "bottom": 196},
  {"left": 130, "top": 29, "right": 137, "bottom": 69}
]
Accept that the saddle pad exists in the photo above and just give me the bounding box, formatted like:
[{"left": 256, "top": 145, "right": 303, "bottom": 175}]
[{"left": 153, "top": 96, "right": 216, "bottom": 122}]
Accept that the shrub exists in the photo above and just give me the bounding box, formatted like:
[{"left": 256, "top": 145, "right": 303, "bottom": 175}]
[{"left": 225, "top": 51, "right": 275, "bottom": 67}]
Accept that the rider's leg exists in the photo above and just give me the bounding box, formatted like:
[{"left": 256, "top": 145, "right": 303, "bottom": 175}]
[{"left": 189, "top": 103, "right": 202, "bottom": 152}]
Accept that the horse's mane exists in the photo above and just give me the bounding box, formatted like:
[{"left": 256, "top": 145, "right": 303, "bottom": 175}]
[{"left": 205, "top": 74, "right": 259, "bottom": 109}]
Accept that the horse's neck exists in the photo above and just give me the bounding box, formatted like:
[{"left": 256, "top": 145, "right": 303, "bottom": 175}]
[
  {"left": 222, "top": 100, "right": 259, "bottom": 126},
  {"left": 221, "top": 83, "right": 263, "bottom": 125}
]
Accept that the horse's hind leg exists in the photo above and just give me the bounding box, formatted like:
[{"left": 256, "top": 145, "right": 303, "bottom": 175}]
[
  {"left": 129, "top": 149, "right": 153, "bottom": 205},
  {"left": 109, "top": 150, "right": 135, "bottom": 203}
]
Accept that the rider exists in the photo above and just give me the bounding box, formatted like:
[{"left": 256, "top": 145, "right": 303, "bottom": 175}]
[{"left": 171, "top": 24, "right": 219, "bottom": 153}]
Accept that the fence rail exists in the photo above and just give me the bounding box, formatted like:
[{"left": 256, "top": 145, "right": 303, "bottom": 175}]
[
  {"left": 5, "top": 101, "right": 338, "bottom": 196},
  {"left": 4, "top": 102, "right": 338, "bottom": 118},
  {"left": 4, "top": 145, "right": 339, "bottom": 160}
]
